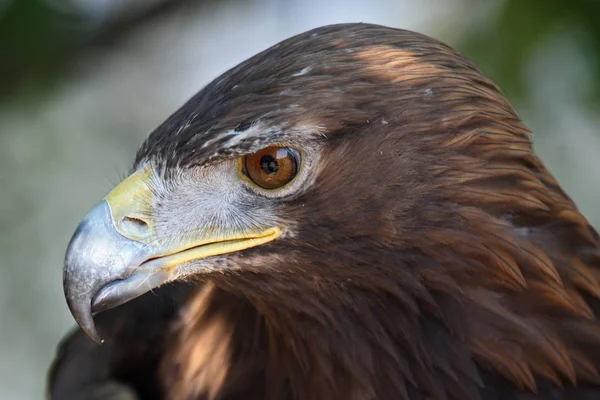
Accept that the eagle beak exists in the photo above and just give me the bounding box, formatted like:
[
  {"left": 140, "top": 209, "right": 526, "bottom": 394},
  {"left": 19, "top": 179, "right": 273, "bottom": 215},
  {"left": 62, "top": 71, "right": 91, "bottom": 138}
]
[{"left": 63, "top": 166, "right": 280, "bottom": 343}]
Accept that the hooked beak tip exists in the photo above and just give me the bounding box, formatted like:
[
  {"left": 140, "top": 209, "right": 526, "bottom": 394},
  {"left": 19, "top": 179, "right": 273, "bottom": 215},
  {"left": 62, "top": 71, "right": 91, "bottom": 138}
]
[
  {"left": 62, "top": 200, "right": 142, "bottom": 344},
  {"left": 66, "top": 295, "right": 104, "bottom": 344},
  {"left": 63, "top": 218, "right": 106, "bottom": 344}
]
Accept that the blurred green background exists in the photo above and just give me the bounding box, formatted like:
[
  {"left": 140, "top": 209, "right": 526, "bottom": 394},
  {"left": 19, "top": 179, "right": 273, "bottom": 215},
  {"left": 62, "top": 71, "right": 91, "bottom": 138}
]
[{"left": 1, "top": 0, "right": 599, "bottom": 398}]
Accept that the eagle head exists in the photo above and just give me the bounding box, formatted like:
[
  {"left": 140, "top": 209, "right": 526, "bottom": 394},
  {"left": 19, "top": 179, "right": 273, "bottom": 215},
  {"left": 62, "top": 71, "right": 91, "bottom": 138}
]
[{"left": 62, "top": 23, "right": 600, "bottom": 399}]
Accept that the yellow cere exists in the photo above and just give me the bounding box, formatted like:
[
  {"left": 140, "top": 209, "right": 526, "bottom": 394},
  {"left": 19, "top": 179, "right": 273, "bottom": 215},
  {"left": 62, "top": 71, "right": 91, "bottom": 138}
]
[{"left": 105, "top": 166, "right": 155, "bottom": 242}]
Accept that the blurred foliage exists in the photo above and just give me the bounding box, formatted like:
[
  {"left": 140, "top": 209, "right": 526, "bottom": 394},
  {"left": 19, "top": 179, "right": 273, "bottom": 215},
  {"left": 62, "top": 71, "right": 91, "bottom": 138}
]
[
  {"left": 458, "top": 0, "right": 600, "bottom": 105},
  {"left": 0, "top": 0, "right": 199, "bottom": 104}
]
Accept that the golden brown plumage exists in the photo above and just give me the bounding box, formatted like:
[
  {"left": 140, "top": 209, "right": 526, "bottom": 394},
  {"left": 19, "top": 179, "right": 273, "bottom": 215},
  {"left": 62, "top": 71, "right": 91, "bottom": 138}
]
[{"left": 50, "top": 23, "right": 600, "bottom": 400}]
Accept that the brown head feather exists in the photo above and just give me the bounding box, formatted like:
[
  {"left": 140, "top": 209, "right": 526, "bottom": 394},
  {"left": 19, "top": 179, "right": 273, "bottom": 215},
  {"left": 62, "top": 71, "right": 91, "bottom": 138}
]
[{"left": 136, "top": 23, "right": 600, "bottom": 399}]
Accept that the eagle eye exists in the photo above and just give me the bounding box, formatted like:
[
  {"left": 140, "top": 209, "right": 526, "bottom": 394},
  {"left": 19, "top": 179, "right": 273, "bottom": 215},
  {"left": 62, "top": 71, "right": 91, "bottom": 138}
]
[{"left": 242, "top": 146, "right": 300, "bottom": 190}]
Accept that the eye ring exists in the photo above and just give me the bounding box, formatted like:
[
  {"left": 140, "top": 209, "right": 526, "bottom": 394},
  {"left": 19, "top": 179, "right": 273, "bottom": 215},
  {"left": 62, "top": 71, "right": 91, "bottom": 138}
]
[{"left": 241, "top": 146, "right": 301, "bottom": 190}]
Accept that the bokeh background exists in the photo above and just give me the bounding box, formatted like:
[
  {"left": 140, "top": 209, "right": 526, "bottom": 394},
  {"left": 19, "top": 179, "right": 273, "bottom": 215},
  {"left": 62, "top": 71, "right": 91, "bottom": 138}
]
[{"left": 1, "top": 0, "right": 599, "bottom": 398}]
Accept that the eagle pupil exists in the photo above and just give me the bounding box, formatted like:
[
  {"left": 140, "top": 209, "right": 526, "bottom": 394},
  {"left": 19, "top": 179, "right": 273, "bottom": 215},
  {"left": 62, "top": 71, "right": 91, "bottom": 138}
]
[{"left": 260, "top": 155, "right": 279, "bottom": 174}]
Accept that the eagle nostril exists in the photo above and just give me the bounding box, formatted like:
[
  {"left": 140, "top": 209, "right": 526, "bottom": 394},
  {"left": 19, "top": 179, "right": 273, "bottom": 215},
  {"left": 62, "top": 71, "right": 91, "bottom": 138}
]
[{"left": 121, "top": 216, "right": 151, "bottom": 238}]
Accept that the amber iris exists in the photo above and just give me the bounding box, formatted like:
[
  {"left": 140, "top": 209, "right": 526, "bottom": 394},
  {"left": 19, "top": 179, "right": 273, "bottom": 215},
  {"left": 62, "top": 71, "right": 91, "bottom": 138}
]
[{"left": 243, "top": 147, "right": 300, "bottom": 189}]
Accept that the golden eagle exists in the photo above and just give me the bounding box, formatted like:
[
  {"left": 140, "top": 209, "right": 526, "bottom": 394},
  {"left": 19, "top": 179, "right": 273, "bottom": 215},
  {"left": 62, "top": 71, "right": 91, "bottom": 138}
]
[{"left": 48, "top": 23, "right": 600, "bottom": 400}]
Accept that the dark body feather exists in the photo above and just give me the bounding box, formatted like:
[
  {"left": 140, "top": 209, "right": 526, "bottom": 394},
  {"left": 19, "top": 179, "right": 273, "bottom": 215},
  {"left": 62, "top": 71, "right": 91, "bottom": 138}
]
[{"left": 49, "top": 23, "right": 600, "bottom": 400}]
